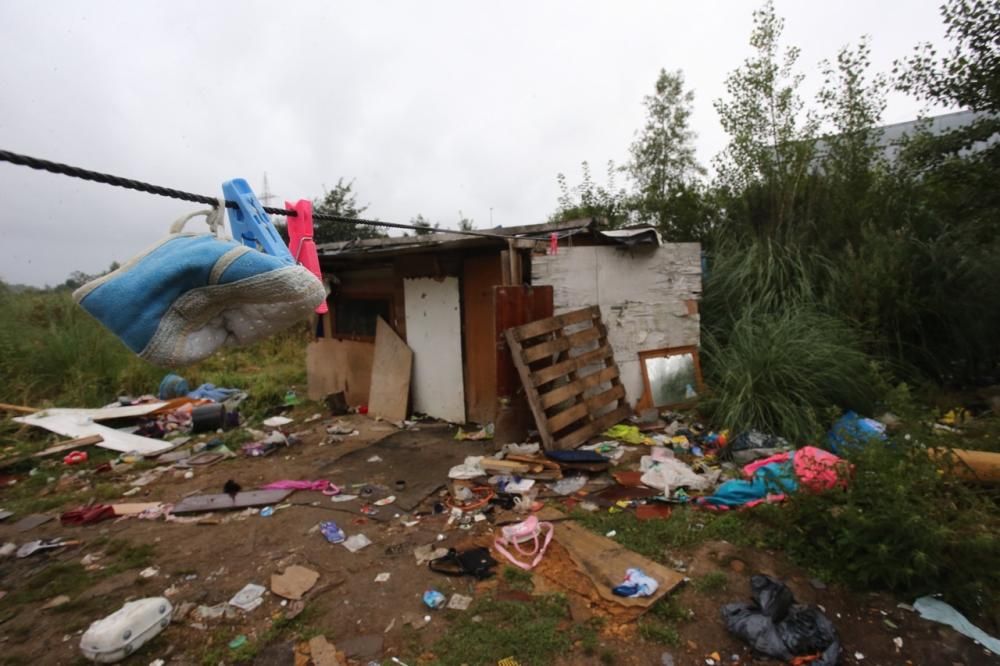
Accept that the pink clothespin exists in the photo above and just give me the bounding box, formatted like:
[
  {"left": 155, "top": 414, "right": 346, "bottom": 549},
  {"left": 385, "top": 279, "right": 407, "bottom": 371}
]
[
  {"left": 549, "top": 232, "right": 558, "bottom": 255},
  {"left": 285, "top": 199, "right": 328, "bottom": 314}
]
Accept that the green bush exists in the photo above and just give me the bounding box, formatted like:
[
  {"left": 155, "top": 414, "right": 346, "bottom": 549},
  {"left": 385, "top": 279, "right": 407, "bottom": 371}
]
[
  {"left": 758, "top": 437, "right": 999, "bottom": 619},
  {"left": 702, "top": 304, "right": 875, "bottom": 443}
]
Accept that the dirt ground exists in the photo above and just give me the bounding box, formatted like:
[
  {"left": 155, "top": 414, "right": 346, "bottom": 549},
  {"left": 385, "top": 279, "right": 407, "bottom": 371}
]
[{"left": 0, "top": 414, "right": 997, "bottom": 666}]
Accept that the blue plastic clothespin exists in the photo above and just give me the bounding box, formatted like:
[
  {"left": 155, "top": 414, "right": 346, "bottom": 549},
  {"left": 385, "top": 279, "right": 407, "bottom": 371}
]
[{"left": 221, "top": 178, "right": 294, "bottom": 264}]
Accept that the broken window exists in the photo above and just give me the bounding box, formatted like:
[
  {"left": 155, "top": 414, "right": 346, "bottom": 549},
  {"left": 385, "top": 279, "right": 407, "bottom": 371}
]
[{"left": 333, "top": 297, "right": 392, "bottom": 339}]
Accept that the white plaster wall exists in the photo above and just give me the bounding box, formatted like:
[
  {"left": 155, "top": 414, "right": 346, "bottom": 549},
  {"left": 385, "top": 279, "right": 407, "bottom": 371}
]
[
  {"left": 532, "top": 243, "right": 702, "bottom": 406},
  {"left": 403, "top": 277, "right": 466, "bottom": 422}
]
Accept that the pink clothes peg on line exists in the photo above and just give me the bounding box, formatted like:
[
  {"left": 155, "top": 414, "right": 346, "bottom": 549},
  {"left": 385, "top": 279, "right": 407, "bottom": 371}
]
[{"left": 285, "top": 199, "right": 328, "bottom": 314}]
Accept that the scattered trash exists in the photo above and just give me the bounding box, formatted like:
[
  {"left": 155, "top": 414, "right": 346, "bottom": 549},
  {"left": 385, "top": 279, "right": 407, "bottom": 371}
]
[
  {"left": 326, "top": 421, "right": 357, "bottom": 436},
  {"left": 367, "top": 455, "right": 383, "bottom": 463},
  {"left": 63, "top": 450, "right": 89, "bottom": 465},
  {"left": 228, "top": 635, "right": 248, "bottom": 650},
  {"left": 549, "top": 474, "right": 588, "bottom": 496},
  {"left": 613, "top": 568, "right": 659, "bottom": 598},
  {"left": 308, "top": 635, "right": 343, "bottom": 666},
  {"left": 79, "top": 597, "right": 172, "bottom": 663},
  {"left": 330, "top": 493, "right": 358, "bottom": 503},
  {"left": 454, "top": 423, "right": 494, "bottom": 440},
  {"left": 260, "top": 506, "right": 275, "bottom": 517},
  {"left": 423, "top": 590, "right": 446, "bottom": 609},
  {"left": 605, "top": 530, "right": 617, "bottom": 538},
  {"left": 61, "top": 504, "right": 116, "bottom": 526},
  {"left": 893, "top": 636, "right": 903, "bottom": 651},
  {"left": 722, "top": 575, "right": 840, "bottom": 666},
  {"left": 913, "top": 595, "right": 1000, "bottom": 655},
  {"left": 374, "top": 495, "right": 396, "bottom": 506},
  {"left": 139, "top": 567, "right": 159, "bottom": 579},
  {"left": 494, "top": 516, "right": 553, "bottom": 570},
  {"left": 428, "top": 547, "right": 498, "bottom": 579},
  {"left": 320, "top": 521, "right": 346, "bottom": 544},
  {"left": 603, "top": 424, "right": 651, "bottom": 445},
  {"left": 413, "top": 544, "right": 449, "bottom": 566},
  {"left": 229, "top": 583, "right": 267, "bottom": 612},
  {"left": 342, "top": 534, "right": 373, "bottom": 553},
  {"left": 262, "top": 415, "right": 293, "bottom": 428},
  {"left": 374, "top": 572, "right": 391, "bottom": 583},
  {"left": 42, "top": 594, "right": 71, "bottom": 610},
  {"left": 17, "top": 537, "right": 78, "bottom": 558},
  {"left": 0, "top": 543, "right": 17, "bottom": 557},
  {"left": 827, "top": 411, "right": 886, "bottom": 454},
  {"left": 271, "top": 565, "right": 319, "bottom": 600},
  {"left": 447, "top": 593, "right": 473, "bottom": 611}
]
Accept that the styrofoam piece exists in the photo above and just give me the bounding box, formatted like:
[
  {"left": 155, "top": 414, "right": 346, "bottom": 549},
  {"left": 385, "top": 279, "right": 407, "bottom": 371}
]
[
  {"left": 15, "top": 410, "right": 173, "bottom": 456},
  {"left": 80, "top": 597, "right": 172, "bottom": 663}
]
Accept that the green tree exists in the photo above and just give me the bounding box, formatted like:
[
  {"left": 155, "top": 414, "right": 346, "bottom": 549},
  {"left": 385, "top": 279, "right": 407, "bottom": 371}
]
[
  {"left": 626, "top": 69, "right": 708, "bottom": 240},
  {"left": 410, "top": 214, "right": 438, "bottom": 235},
  {"left": 457, "top": 211, "right": 474, "bottom": 231},
  {"left": 310, "top": 178, "right": 386, "bottom": 244},
  {"left": 713, "top": 0, "right": 818, "bottom": 237},
  {"left": 549, "top": 160, "right": 629, "bottom": 227}
]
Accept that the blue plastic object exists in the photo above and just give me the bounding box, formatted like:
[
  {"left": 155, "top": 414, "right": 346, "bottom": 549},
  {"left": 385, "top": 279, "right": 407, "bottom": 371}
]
[
  {"left": 221, "top": 178, "right": 294, "bottom": 264},
  {"left": 827, "top": 411, "right": 887, "bottom": 454}
]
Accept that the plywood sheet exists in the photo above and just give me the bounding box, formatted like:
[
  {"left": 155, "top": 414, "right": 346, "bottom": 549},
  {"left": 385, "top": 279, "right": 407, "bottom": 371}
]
[
  {"left": 554, "top": 521, "right": 685, "bottom": 608},
  {"left": 306, "top": 338, "right": 375, "bottom": 406},
  {"left": 403, "top": 277, "right": 465, "bottom": 423},
  {"left": 368, "top": 317, "right": 413, "bottom": 423}
]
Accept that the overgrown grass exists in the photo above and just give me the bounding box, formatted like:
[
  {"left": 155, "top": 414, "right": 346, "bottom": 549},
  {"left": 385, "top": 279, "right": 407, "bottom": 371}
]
[
  {"left": 573, "top": 506, "right": 763, "bottom": 560},
  {"left": 692, "top": 571, "right": 728, "bottom": 594},
  {"left": 702, "top": 303, "right": 875, "bottom": 443},
  {"left": 0, "top": 288, "right": 311, "bottom": 418}
]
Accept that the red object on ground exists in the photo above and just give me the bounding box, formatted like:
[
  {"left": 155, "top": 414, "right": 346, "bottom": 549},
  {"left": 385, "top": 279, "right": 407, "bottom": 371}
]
[
  {"left": 60, "top": 504, "right": 115, "bottom": 526},
  {"left": 636, "top": 504, "right": 673, "bottom": 521},
  {"left": 358, "top": 405, "right": 369, "bottom": 414},
  {"left": 63, "top": 451, "right": 88, "bottom": 465}
]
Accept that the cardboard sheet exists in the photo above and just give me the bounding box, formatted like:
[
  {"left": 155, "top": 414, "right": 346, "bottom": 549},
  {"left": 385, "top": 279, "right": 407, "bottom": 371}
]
[
  {"left": 367, "top": 317, "right": 413, "bottom": 423},
  {"left": 553, "top": 521, "right": 684, "bottom": 609}
]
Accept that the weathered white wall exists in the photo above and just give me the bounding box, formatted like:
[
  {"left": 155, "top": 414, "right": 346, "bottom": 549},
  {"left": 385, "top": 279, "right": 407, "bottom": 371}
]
[
  {"left": 403, "top": 277, "right": 466, "bottom": 423},
  {"left": 532, "top": 243, "right": 701, "bottom": 406}
]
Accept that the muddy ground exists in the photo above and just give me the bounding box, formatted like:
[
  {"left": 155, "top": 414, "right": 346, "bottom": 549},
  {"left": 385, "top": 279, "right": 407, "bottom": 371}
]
[{"left": 0, "top": 413, "right": 997, "bottom": 666}]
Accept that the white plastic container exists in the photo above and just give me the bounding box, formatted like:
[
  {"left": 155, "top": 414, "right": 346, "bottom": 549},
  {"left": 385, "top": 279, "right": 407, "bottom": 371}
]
[{"left": 79, "top": 597, "right": 172, "bottom": 663}]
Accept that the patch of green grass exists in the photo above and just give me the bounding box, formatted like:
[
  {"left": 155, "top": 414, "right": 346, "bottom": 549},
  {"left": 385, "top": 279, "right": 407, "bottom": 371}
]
[
  {"left": 638, "top": 619, "right": 680, "bottom": 646},
  {"left": 431, "top": 594, "right": 572, "bottom": 666},
  {"left": 502, "top": 565, "right": 534, "bottom": 592},
  {"left": 104, "top": 540, "right": 155, "bottom": 573},
  {"left": 692, "top": 571, "right": 728, "bottom": 594},
  {"left": 648, "top": 595, "right": 691, "bottom": 624},
  {"left": 574, "top": 506, "right": 763, "bottom": 559},
  {"left": 1, "top": 562, "right": 93, "bottom": 606}
]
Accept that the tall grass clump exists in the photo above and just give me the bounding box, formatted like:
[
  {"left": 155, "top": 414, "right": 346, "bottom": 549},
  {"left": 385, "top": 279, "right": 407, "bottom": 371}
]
[
  {"left": 703, "top": 304, "right": 874, "bottom": 442},
  {"left": 701, "top": 237, "right": 876, "bottom": 442}
]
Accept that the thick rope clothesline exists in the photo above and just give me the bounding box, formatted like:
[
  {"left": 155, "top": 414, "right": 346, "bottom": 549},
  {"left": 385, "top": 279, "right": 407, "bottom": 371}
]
[{"left": 0, "top": 149, "right": 509, "bottom": 240}]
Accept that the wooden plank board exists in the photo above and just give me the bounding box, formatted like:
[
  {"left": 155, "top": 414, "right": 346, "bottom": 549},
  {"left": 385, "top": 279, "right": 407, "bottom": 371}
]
[
  {"left": 555, "top": 405, "right": 632, "bottom": 450},
  {"left": 510, "top": 305, "right": 599, "bottom": 341},
  {"left": 541, "top": 366, "right": 619, "bottom": 409},
  {"left": 531, "top": 345, "right": 613, "bottom": 386},
  {"left": 404, "top": 277, "right": 466, "bottom": 423},
  {"left": 306, "top": 338, "right": 375, "bottom": 405},
  {"left": 367, "top": 317, "right": 413, "bottom": 423},
  {"left": 463, "top": 254, "right": 503, "bottom": 423},
  {"left": 505, "top": 306, "right": 630, "bottom": 450},
  {"left": 495, "top": 286, "right": 555, "bottom": 398},
  {"left": 555, "top": 521, "right": 685, "bottom": 609},
  {"left": 522, "top": 326, "right": 603, "bottom": 363}
]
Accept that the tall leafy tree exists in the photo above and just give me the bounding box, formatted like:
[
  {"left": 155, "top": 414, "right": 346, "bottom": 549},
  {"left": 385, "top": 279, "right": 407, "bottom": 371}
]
[
  {"left": 713, "top": 0, "right": 818, "bottom": 236},
  {"left": 626, "top": 69, "right": 707, "bottom": 240},
  {"left": 549, "top": 160, "right": 629, "bottom": 227},
  {"left": 311, "top": 178, "right": 386, "bottom": 244}
]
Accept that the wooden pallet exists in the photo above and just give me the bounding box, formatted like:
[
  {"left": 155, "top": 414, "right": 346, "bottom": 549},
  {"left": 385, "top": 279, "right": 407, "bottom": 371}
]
[{"left": 504, "top": 306, "right": 631, "bottom": 450}]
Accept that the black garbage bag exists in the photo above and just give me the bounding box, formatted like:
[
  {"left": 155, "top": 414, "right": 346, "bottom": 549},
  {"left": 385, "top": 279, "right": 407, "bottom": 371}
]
[
  {"left": 726, "top": 430, "right": 789, "bottom": 464},
  {"left": 721, "top": 575, "right": 841, "bottom": 666}
]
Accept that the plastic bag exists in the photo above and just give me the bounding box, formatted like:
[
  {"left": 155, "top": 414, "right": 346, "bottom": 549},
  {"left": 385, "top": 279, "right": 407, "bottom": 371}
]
[{"left": 722, "top": 575, "right": 840, "bottom": 666}]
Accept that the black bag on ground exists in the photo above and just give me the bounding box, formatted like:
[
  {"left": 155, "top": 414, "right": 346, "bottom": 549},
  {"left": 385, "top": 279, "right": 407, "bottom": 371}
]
[
  {"left": 721, "top": 575, "right": 841, "bottom": 666},
  {"left": 428, "top": 547, "right": 498, "bottom": 579}
]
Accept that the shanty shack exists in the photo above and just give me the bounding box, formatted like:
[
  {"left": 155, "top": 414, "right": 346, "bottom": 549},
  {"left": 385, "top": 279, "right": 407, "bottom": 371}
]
[{"left": 308, "top": 218, "right": 702, "bottom": 439}]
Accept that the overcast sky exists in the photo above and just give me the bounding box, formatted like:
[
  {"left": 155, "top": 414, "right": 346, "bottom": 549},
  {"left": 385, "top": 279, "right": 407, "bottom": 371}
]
[{"left": 0, "top": 1, "right": 954, "bottom": 286}]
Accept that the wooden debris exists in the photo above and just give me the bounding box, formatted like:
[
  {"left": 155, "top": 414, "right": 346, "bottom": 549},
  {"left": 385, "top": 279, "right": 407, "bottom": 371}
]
[{"left": 504, "top": 306, "right": 630, "bottom": 450}]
